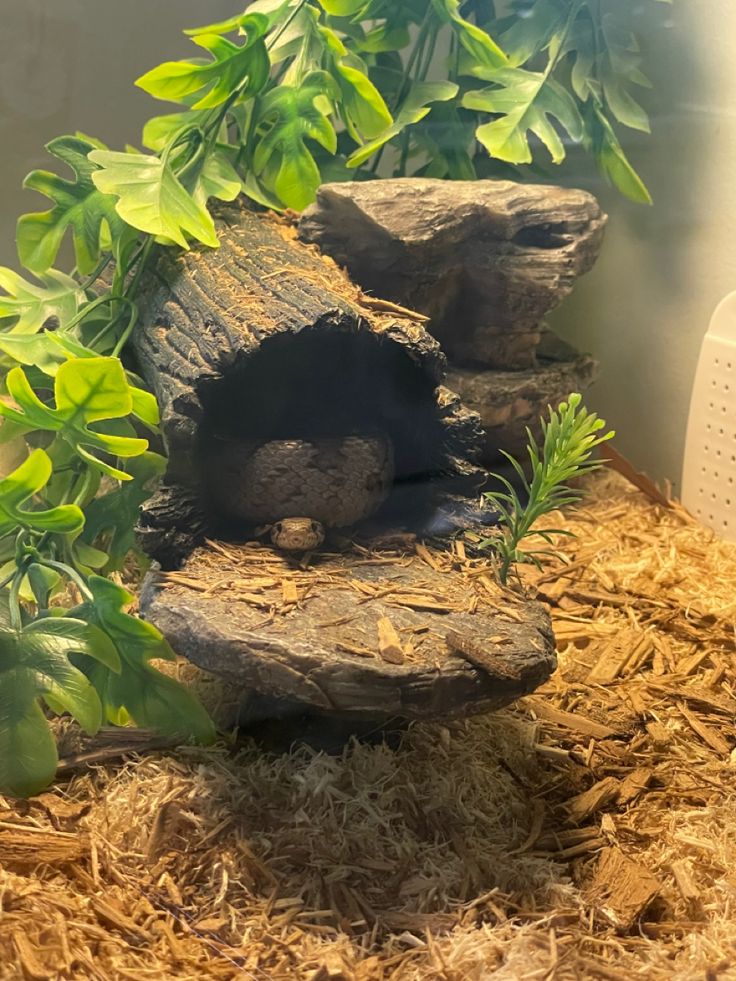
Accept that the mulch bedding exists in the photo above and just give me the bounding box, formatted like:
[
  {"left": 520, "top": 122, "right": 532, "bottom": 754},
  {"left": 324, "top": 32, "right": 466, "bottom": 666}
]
[{"left": 1, "top": 471, "right": 734, "bottom": 980}]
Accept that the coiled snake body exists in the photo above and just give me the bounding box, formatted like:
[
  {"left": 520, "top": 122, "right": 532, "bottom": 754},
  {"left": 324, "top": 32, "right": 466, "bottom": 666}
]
[{"left": 205, "top": 434, "right": 395, "bottom": 550}]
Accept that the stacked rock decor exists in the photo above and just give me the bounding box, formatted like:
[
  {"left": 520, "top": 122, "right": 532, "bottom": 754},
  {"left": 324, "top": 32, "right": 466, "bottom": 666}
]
[
  {"left": 298, "top": 178, "right": 606, "bottom": 462},
  {"left": 132, "top": 198, "right": 559, "bottom": 725}
]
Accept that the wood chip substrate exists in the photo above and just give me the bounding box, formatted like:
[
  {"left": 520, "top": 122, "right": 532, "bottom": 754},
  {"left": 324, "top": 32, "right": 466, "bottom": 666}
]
[{"left": 1, "top": 471, "right": 735, "bottom": 979}]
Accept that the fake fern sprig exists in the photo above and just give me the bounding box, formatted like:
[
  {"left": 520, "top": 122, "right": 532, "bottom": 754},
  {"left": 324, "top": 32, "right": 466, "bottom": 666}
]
[{"left": 480, "top": 394, "right": 614, "bottom": 585}]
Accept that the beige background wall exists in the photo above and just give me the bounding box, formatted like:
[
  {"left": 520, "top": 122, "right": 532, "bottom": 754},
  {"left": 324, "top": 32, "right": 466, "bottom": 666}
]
[
  {"left": 0, "top": 1, "right": 730, "bottom": 486},
  {"left": 552, "top": 0, "right": 736, "bottom": 488}
]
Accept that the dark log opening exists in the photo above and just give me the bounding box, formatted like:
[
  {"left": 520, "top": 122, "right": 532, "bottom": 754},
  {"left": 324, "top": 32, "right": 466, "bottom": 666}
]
[{"left": 194, "top": 325, "right": 454, "bottom": 534}]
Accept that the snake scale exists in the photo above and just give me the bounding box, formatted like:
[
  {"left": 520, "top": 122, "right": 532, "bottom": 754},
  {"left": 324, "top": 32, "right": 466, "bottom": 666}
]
[{"left": 205, "top": 434, "right": 395, "bottom": 550}]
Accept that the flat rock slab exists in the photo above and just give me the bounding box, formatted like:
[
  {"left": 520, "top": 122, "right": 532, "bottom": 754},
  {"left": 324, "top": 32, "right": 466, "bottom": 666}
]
[
  {"left": 446, "top": 333, "right": 599, "bottom": 461},
  {"left": 140, "top": 539, "right": 556, "bottom": 722}
]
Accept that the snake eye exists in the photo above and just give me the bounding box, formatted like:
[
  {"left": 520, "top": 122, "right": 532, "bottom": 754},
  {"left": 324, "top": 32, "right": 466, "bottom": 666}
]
[{"left": 310, "top": 521, "right": 320, "bottom": 533}]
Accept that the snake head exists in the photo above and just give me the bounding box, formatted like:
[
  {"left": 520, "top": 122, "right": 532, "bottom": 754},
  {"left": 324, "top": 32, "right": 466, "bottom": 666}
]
[{"left": 270, "top": 518, "right": 325, "bottom": 552}]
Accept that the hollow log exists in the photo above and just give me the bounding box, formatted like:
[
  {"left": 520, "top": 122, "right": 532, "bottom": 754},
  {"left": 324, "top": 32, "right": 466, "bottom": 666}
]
[
  {"left": 131, "top": 199, "right": 557, "bottom": 724},
  {"left": 131, "top": 201, "right": 485, "bottom": 567}
]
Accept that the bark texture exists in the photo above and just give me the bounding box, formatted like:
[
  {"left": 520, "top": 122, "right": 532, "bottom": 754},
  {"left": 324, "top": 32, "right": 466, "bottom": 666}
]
[
  {"left": 299, "top": 178, "right": 606, "bottom": 370},
  {"left": 140, "top": 543, "right": 556, "bottom": 722},
  {"left": 446, "top": 334, "right": 600, "bottom": 460},
  {"left": 131, "top": 200, "right": 485, "bottom": 566}
]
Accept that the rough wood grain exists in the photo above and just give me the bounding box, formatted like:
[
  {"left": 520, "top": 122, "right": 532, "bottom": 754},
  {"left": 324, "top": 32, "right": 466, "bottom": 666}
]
[
  {"left": 587, "top": 847, "right": 661, "bottom": 932},
  {"left": 445, "top": 333, "right": 599, "bottom": 461},
  {"left": 140, "top": 540, "right": 556, "bottom": 722},
  {"left": 130, "top": 201, "right": 485, "bottom": 566},
  {"left": 299, "top": 178, "right": 606, "bottom": 370}
]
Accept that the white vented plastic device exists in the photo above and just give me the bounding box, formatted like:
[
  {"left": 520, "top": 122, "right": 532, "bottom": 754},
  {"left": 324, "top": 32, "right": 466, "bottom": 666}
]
[{"left": 682, "top": 292, "right": 736, "bottom": 540}]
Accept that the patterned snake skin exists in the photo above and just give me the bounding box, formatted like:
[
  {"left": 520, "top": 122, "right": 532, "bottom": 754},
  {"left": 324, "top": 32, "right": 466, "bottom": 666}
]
[{"left": 206, "top": 434, "right": 395, "bottom": 529}]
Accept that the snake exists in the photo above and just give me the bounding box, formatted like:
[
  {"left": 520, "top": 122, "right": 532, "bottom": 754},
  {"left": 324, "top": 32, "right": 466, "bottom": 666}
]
[{"left": 204, "top": 434, "right": 395, "bottom": 551}]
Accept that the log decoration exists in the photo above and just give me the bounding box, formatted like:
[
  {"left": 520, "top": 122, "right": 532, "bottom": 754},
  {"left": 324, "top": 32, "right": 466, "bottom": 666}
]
[
  {"left": 131, "top": 200, "right": 485, "bottom": 567},
  {"left": 299, "top": 178, "right": 607, "bottom": 462},
  {"left": 130, "top": 198, "right": 557, "bottom": 723},
  {"left": 141, "top": 539, "right": 556, "bottom": 723}
]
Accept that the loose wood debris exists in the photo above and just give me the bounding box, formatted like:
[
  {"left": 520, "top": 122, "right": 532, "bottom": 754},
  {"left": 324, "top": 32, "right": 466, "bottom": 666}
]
[
  {"left": 586, "top": 847, "right": 662, "bottom": 931},
  {"left": 1, "top": 471, "right": 736, "bottom": 979}
]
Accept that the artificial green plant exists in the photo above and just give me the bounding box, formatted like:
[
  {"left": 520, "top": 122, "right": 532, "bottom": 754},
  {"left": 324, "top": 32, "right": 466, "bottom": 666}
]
[
  {"left": 0, "top": 0, "right": 663, "bottom": 795},
  {"left": 480, "top": 394, "right": 614, "bottom": 585}
]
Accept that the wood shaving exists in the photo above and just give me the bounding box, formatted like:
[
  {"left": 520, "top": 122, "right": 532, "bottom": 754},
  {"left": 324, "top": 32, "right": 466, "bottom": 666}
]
[{"left": 2, "top": 472, "right": 735, "bottom": 979}]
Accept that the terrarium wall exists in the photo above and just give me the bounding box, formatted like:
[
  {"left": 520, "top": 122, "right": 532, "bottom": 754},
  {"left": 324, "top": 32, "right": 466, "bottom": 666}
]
[
  {"left": 0, "top": 0, "right": 731, "bottom": 489},
  {"left": 548, "top": 0, "right": 734, "bottom": 489}
]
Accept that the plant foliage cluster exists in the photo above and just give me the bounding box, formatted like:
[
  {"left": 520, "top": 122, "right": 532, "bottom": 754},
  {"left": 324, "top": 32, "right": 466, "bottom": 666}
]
[
  {"left": 0, "top": 0, "right": 662, "bottom": 795},
  {"left": 480, "top": 394, "right": 614, "bottom": 585}
]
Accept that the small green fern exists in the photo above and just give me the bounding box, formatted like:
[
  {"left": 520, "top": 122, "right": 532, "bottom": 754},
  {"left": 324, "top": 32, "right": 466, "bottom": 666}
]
[{"left": 480, "top": 394, "right": 615, "bottom": 585}]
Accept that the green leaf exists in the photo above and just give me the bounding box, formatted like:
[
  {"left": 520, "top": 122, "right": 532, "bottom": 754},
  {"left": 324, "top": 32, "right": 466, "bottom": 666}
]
[
  {"left": 481, "top": 392, "right": 613, "bottom": 583},
  {"left": 142, "top": 109, "right": 212, "bottom": 153},
  {"left": 82, "top": 451, "right": 166, "bottom": 569},
  {"left": 0, "top": 358, "right": 148, "bottom": 481},
  {"left": 0, "top": 695, "right": 58, "bottom": 797},
  {"left": 0, "top": 332, "right": 68, "bottom": 375},
  {"left": 182, "top": 8, "right": 273, "bottom": 36},
  {"left": 600, "top": 62, "right": 650, "bottom": 133},
  {"left": 54, "top": 356, "right": 131, "bottom": 421},
  {"left": 0, "top": 607, "right": 120, "bottom": 796},
  {"left": 0, "top": 268, "right": 83, "bottom": 335},
  {"left": 72, "top": 577, "right": 215, "bottom": 743},
  {"left": 589, "top": 103, "right": 652, "bottom": 204},
  {"left": 432, "top": 0, "right": 508, "bottom": 70},
  {"left": 600, "top": 16, "right": 651, "bottom": 132},
  {"left": 32, "top": 335, "right": 160, "bottom": 429},
  {"left": 253, "top": 71, "right": 339, "bottom": 210},
  {"left": 412, "top": 102, "right": 477, "bottom": 180},
  {"left": 17, "top": 136, "right": 125, "bottom": 275},
  {"left": 358, "top": 23, "right": 411, "bottom": 54},
  {"left": 463, "top": 66, "right": 583, "bottom": 165},
  {"left": 191, "top": 147, "right": 243, "bottom": 209},
  {"left": 135, "top": 17, "right": 270, "bottom": 110},
  {"left": 89, "top": 150, "right": 219, "bottom": 250},
  {"left": 0, "top": 449, "right": 84, "bottom": 537},
  {"left": 128, "top": 385, "right": 161, "bottom": 428},
  {"left": 317, "top": 0, "right": 368, "bottom": 14},
  {"left": 348, "top": 81, "right": 459, "bottom": 168},
  {"left": 321, "top": 28, "right": 393, "bottom": 143},
  {"left": 501, "top": 0, "right": 570, "bottom": 66}
]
